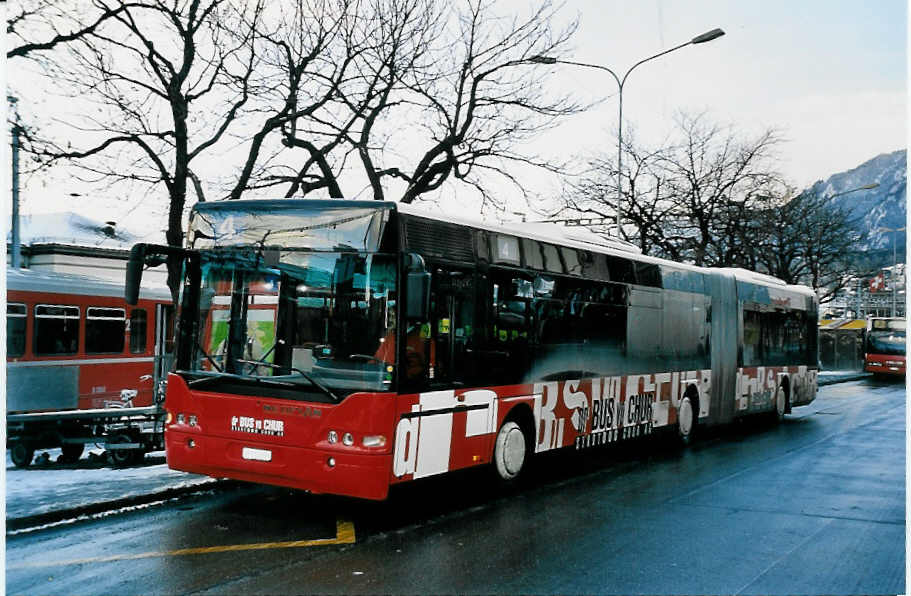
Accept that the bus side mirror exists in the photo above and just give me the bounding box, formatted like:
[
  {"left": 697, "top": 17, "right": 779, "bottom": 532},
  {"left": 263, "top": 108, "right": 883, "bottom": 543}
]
[
  {"left": 405, "top": 253, "right": 431, "bottom": 321},
  {"left": 125, "top": 243, "right": 190, "bottom": 304},
  {"left": 125, "top": 244, "right": 148, "bottom": 305}
]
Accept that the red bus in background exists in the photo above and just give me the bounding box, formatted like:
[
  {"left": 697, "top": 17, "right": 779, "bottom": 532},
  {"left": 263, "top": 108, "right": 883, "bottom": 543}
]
[
  {"left": 6, "top": 268, "right": 172, "bottom": 467},
  {"left": 863, "top": 317, "right": 906, "bottom": 376},
  {"left": 128, "top": 199, "right": 819, "bottom": 500}
]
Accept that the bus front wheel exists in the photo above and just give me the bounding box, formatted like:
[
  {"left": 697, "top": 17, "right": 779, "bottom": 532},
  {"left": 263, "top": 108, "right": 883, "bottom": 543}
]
[{"left": 493, "top": 421, "right": 528, "bottom": 482}]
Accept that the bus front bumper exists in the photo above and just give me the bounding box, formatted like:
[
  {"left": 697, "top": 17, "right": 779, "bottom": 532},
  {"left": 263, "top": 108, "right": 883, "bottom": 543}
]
[{"left": 166, "top": 429, "right": 392, "bottom": 500}]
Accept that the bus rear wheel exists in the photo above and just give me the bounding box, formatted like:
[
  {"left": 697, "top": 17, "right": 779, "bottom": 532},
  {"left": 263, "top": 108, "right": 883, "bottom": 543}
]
[
  {"left": 493, "top": 421, "right": 528, "bottom": 482},
  {"left": 774, "top": 386, "right": 788, "bottom": 422},
  {"left": 677, "top": 395, "right": 696, "bottom": 446}
]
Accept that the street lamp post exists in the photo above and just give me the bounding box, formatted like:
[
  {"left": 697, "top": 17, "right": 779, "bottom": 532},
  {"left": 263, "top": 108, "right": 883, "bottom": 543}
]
[
  {"left": 531, "top": 27, "right": 725, "bottom": 236},
  {"left": 8, "top": 95, "right": 22, "bottom": 269},
  {"left": 875, "top": 226, "right": 906, "bottom": 317}
]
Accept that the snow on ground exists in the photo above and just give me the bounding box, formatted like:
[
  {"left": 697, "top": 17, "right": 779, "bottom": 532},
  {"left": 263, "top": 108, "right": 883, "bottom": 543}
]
[{"left": 5, "top": 448, "right": 216, "bottom": 521}]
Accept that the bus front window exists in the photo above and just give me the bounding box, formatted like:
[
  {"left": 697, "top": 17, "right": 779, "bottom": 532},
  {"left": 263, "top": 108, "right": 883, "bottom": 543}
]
[{"left": 189, "top": 251, "right": 397, "bottom": 396}]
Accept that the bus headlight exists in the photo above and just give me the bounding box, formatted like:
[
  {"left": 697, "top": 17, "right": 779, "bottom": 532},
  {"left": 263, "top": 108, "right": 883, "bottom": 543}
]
[
  {"left": 362, "top": 435, "right": 386, "bottom": 447},
  {"left": 342, "top": 433, "right": 354, "bottom": 446},
  {"left": 327, "top": 430, "right": 338, "bottom": 444}
]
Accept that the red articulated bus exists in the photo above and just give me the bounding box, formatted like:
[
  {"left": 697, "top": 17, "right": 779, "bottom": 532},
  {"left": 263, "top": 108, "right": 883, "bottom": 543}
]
[
  {"left": 6, "top": 268, "right": 172, "bottom": 467},
  {"left": 863, "top": 317, "right": 906, "bottom": 376},
  {"left": 127, "top": 199, "right": 818, "bottom": 500}
]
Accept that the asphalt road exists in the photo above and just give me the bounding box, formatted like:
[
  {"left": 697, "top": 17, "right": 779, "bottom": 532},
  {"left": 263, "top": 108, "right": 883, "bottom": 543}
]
[{"left": 6, "top": 378, "right": 905, "bottom": 595}]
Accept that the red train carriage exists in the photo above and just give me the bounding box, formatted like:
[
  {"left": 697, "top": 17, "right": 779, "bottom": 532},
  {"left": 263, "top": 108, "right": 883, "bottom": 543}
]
[
  {"left": 128, "top": 199, "right": 819, "bottom": 500},
  {"left": 6, "top": 268, "right": 172, "bottom": 466}
]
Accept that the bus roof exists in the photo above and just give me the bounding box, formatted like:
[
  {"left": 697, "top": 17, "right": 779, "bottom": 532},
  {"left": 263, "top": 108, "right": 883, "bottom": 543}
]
[{"left": 190, "top": 198, "right": 816, "bottom": 300}]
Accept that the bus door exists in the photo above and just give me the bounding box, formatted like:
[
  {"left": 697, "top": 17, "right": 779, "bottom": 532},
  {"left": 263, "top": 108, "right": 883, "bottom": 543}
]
[
  {"left": 428, "top": 266, "right": 476, "bottom": 387},
  {"left": 154, "top": 304, "right": 175, "bottom": 402}
]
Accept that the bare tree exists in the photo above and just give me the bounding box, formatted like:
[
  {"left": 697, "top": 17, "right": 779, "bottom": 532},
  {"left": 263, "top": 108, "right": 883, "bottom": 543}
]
[
  {"left": 11, "top": 0, "right": 584, "bottom": 302},
  {"left": 11, "top": 0, "right": 263, "bottom": 298},
  {"left": 7, "top": 0, "right": 138, "bottom": 59},
  {"left": 753, "top": 190, "right": 867, "bottom": 301},
  {"left": 559, "top": 111, "right": 864, "bottom": 298},
  {"left": 251, "top": 0, "right": 583, "bottom": 207},
  {"left": 560, "top": 112, "right": 785, "bottom": 265}
]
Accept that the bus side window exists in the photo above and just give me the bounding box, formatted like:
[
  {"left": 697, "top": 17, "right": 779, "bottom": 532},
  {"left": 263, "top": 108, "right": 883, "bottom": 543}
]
[
  {"left": 606, "top": 255, "right": 635, "bottom": 284},
  {"left": 35, "top": 305, "right": 80, "bottom": 356},
  {"left": 7, "top": 303, "right": 27, "bottom": 358},
  {"left": 130, "top": 309, "right": 148, "bottom": 354},
  {"left": 486, "top": 270, "right": 531, "bottom": 384},
  {"left": 86, "top": 307, "right": 127, "bottom": 354},
  {"left": 742, "top": 309, "right": 762, "bottom": 366}
]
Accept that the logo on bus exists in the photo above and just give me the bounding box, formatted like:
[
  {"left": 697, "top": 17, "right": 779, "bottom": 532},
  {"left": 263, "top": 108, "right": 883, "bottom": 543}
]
[{"left": 230, "top": 415, "right": 285, "bottom": 437}]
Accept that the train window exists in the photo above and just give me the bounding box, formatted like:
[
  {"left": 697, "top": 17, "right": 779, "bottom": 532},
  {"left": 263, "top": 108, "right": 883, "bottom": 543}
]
[
  {"left": 34, "top": 305, "right": 80, "bottom": 356},
  {"left": 130, "top": 309, "right": 148, "bottom": 354},
  {"left": 7, "top": 303, "right": 26, "bottom": 358},
  {"left": 86, "top": 307, "right": 127, "bottom": 354}
]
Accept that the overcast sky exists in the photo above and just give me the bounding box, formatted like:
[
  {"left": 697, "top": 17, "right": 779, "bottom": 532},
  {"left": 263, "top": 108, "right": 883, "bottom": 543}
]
[
  {"left": 6, "top": 0, "right": 907, "bottom": 234},
  {"left": 540, "top": 0, "right": 906, "bottom": 184}
]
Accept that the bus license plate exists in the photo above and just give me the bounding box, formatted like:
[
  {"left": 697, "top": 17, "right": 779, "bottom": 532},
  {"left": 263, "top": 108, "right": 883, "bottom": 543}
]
[{"left": 242, "top": 447, "right": 272, "bottom": 462}]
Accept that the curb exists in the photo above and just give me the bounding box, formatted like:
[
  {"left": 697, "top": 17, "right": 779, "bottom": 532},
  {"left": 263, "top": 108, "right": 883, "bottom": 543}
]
[
  {"left": 818, "top": 372, "right": 873, "bottom": 386},
  {"left": 6, "top": 479, "right": 241, "bottom": 533}
]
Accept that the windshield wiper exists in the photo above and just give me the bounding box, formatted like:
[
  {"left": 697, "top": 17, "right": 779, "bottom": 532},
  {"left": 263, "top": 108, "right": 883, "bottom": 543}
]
[
  {"left": 235, "top": 359, "right": 342, "bottom": 403},
  {"left": 187, "top": 370, "right": 302, "bottom": 391}
]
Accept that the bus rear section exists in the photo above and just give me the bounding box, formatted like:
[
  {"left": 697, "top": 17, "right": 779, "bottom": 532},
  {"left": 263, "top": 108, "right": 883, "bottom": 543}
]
[{"left": 864, "top": 318, "right": 906, "bottom": 376}]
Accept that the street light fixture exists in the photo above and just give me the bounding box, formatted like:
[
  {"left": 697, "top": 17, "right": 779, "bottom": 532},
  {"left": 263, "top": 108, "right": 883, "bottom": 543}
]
[
  {"left": 8, "top": 95, "right": 22, "bottom": 269},
  {"left": 824, "top": 182, "right": 879, "bottom": 201},
  {"left": 530, "top": 27, "right": 725, "bottom": 236}
]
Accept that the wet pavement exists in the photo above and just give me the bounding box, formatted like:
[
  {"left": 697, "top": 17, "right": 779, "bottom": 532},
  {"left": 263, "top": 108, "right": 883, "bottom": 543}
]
[{"left": 6, "top": 376, "right": 905, "bottom": 595}]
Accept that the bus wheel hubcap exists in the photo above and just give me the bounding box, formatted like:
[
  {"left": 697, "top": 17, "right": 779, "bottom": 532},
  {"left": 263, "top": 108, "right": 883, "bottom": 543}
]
[
  {"left": 497, "top": 422, "right": 526, "bottom": 479},
  {"left": 679, "top": 398, "right": 694, "bottom": 436}
]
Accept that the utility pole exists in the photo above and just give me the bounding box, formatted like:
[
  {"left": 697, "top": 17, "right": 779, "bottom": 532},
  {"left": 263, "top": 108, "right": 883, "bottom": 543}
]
[{"left": 8, "top": 95, "right": 22, "bottom": 269}]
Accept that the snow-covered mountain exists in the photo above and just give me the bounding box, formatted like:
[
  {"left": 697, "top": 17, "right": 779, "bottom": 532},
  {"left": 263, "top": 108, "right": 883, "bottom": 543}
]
[{"left": 807, "top": 149, "right": 906, "bottom": 268}]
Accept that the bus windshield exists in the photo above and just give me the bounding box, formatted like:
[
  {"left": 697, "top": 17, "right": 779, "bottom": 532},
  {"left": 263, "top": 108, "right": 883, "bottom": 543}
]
[
  {"left": 184, "top": 249, "right": 397, "bottom": 398},
  {"left": 867, "top": 329, "right": 906, "bottom": 356}
]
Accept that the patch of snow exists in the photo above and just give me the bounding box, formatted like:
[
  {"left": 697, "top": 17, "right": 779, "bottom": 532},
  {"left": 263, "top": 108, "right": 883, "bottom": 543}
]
[{"left": 5, "top": 448, "right": 215, "bottom": 521}]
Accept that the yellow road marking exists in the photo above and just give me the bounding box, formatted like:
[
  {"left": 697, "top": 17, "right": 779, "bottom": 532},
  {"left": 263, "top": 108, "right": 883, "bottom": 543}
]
[{"left": 8, "top": 519, "right": 355, "bottom": 570}]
